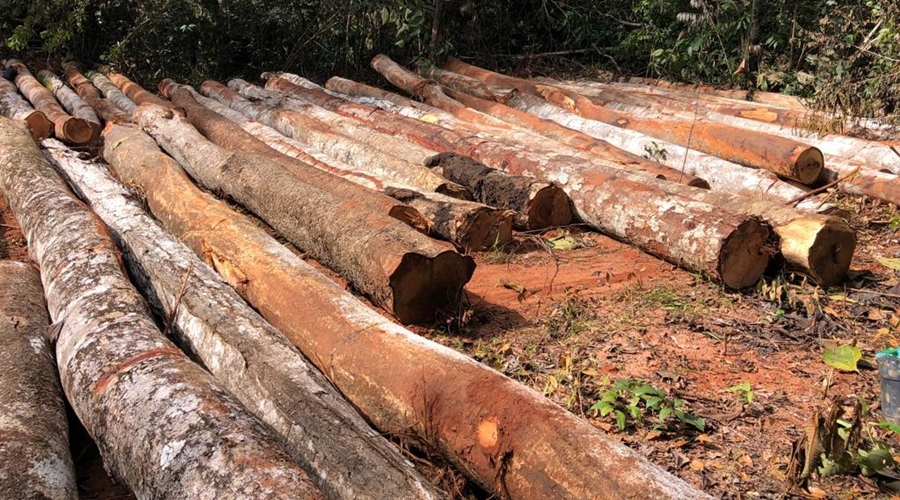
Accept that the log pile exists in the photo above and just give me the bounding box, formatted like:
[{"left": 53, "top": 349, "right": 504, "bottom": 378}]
[{"left": 1, "top": 54, "right": 893, "bottom": 499}]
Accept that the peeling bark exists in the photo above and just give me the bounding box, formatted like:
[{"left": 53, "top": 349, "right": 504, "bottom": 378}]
[
  {"left": 4, "top": 60, "right": 92, "bottom": 144},
  {"left": 61, "top": 62, "right": 130, "bottom": 123},
  {"left": 188, "top": 84, "right": 510, "bottom": 251},
  {"left": 86, "top": 71, "right": 136, "bottom": 115},
  {"left": 0, "top": 116, "right": 323, "bottom": 500},
  {"left": 37, "top": 69, "right": 101, "bottom": 138},
  {"left": 444, "top": 57, "right": 825, "bottom": 185},
  {"left": 264, "top": 76, "right": 775, "bottom": 289},
  {"left": 426, "top": 152, "right": 572, "bottom": 230},
  {"left": 98, "top": 116, "right": 710, "bottom": 500},
  {"left": 134, "top": 103, "right": 475, "bottom": 323},
  {"left": 44, "top": 138, "right": 444, "bottom": 500},
  {"left": 0, "top": 260, "right": 78, "bottom": 500},
  {"left": 0, "top": 76, "right": 53, "bottom": 140}
]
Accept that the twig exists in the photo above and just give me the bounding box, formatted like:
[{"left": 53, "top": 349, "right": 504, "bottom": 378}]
[
  {"left": 786, "top": 166, "right": 861, "bottom": 206},
  {"left": 163, "top": 263, "right": 193, "bottom": 336}
]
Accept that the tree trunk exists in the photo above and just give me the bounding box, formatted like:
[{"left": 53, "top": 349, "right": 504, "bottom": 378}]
[
  {"left": 0, "top": 260, "right": 78, "bottom": 500},
  {"left": 98, "top": 114, "right": 710, "bottom": 500},
  {"left": 104, "top": 70, "right": 173, "bottom": 109},
  {"left": 189, "top": 80, "right": 468, "bottom": 198},
  {"left": 44, "top": 138, "right": 444, "bottom": 500},
  {"left": 4, "top": 60, "right": 92, "bottom": 144},
  {"left": 444, "top": 57, "right": 825, "bottom": 185},
  {"left": 0, "top": 116, "right": 323, "bottom": 500},
  {"left": 86, "top": 71, "right": 136, "bottom": 115},
  {"left": 426, "top": 152, "right": 572, "bottom": 229},
  {"left": 0, "top": 76, "right": 53, "bottom": 140},
  {"left": 62, "top": 62, "right": 131, "bottom": 123},
  {"left": 188, "top": 82, "right": 512, "bottom": 251},
  {"left": 134, "top": 103, "right": 475, "bottom": 323},
  {"left": 37, "top": 69, "right": 101, "bottom": 139},
  {"left": 264, "top": 75, "right": 775, "bottom": 289}
]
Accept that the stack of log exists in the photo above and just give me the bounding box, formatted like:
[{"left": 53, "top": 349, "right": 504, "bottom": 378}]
[{"left": 0, "top": 54, "right": 889, "bottom": 498}]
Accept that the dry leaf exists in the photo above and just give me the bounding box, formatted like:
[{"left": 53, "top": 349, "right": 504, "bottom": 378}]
[{"left": 689, "top": 460, "right": 705, "bottom": 471}]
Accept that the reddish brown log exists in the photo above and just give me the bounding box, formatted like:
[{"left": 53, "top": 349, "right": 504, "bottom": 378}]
[
  {"left": 5, "top": 60, "right": 93, "bottom": 144},
  {"left": 86, "top": 71, "right": 136, "bottom": 115},
  {"left": 444, "top": 57, "right": 825, "bottom": 185},
  {"left": 135, "top": 103, "right": 475, "bottom": 323},
  {"left": 0, "top": 261, "right": 78, "bottom": 500},
  {"left": 104, "top": 70, "right": 173, "bottom": 109},
  {"left": 0, "top": 116, "right": 324, "bottom": 499},
  {"left": 265, "top": 76, "right": 774, "bottom": 289},
  {"left": 37, "top": 69, "right": 102, "bottom": 138},
  {"left": 62, "top": 62, "right": 131, "bottom": 123},
  {"left": 98, "top": 116, "right": 711, "bottom": 500},
  {"left": 0, "top": 76, "right": 53, "bottom": 140}
]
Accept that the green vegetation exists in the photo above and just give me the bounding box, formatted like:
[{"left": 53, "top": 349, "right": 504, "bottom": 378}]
[
  {"left": 1, "top": 1, "right": 897, "bottom": 121},
  {"left": 589, "top": 378, "right": 706, "bottom": 432}
]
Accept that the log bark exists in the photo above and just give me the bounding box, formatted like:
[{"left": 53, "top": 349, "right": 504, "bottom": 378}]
[
  {"left": 104, "top": 70, "right": 173, "bottom": 109},
  {"left": 444, "top": 57, "right": 825, "bottom": 185},
  {"left": 134, "top": 103, "right": 475, "bottom": 323},
  {"left": 264, "top": 77, "right": 775, "bottom": 289},
  {"left": 0, "top": 116, "right": 323, "bottom": 499},
  {"left": 0, "top": 76, "right": 53, "bottom": 140},
  {"left": 98, "top": 112, "right": 710, "bottom": 500},
  {"left": 0, "top": 260, "right": 78, "bottom": 500},
  {"left": 226, "top": 79, "right": 440, "bottom": 165},
  {"left": 161, "top": 82, "right": 432, "bottom": 231},
  {"left": 86, "top": 71, "right": 136, "bottom": 115},
  {"left": 62, "top": 62, "right": 131, "bottom": 123},
  {"left": 44, "top": 137, "right": 444, "bottom": 500},
  {"left": 189, "top": 84, "right": 511, "bottom": 251},
  {"left": 426, "top": 152, "right": 572, "bottom": 229},
  {"left": 37, "top": 69, "right": 102, "bottom": 138},
  {"left": 160, "top": 80, "right": 472, "bottom": 200},
  {"left": 4, "top": 60, "right": 93, "bottom": 144}
]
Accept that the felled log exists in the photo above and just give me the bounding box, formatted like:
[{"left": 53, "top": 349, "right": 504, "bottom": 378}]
[
  {"left": 4, "top": 60, "right": 93, "bottom": 144},
  {"left": 188, "top": 83, "right": 511, "bottom": 251},
  {"left": 135, "top": 103, "right": 475, "bottom": 323},
  {"left": 45, "top": 137, "right": 444, "bottom": 500},
  {"left": 86, "top": 70, "right": 136, "bottom": 115},
  {"left": 0, "top": 76, "right": 53, "bottom": 140},
  {"left": 265, "top": 77, "right": 775, "bottom": 289},
  {"left": 225, "top": 79, "right": 440, "bottom": 165},
  {"left": 62, "top": 62, "right": 131, "bottom": 123},
  {"left": 103, "top": 69, "right": 172, "bottom": 109},
  {"left": 37, "top": 69, "right": 102, "bottom": 138},
  {"left": 444, "top": 57, "right": 825, "bottom": 185},
  {"left": 97, "top": 111, "right": 710, "bottom": 500},
  {"left": 0, "top": 116, "right": 323, "bottom": 499},
  {"left": 186, "top": 80, "right": 468, "bottom": 198},
  {"left": 0, "top": 260, "right": 78, "bottom": 500},
  {"left": 426, "top": 152, "right": 572, "bottom": 229}
]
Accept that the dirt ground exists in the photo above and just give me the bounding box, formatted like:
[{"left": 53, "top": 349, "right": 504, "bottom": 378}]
[{"left": 3, "top": 183, "right": 900, "bottom": 499}]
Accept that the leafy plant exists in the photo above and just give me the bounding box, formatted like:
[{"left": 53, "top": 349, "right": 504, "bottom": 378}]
[
  {"left": 544, "top": 290, "right": 591, "bottom": 338},
  {"left": 728, "top": 381, "right": 754, "bottom": 404},
  {"left": 589, "top": 379, "right": 705, "bottom": 432}
]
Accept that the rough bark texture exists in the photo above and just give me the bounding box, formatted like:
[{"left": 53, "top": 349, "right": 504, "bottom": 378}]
[
  {"left": 0, "top": 116, "right": 323, "bottom": 500},
  {"left": 99, "top": 117, "right": 710, "bottom": 500},
  {"left": 191, "top": 80, "right": 468, "bottom": 198},
  {"left": 104, "top": 70, "right": 172, "bottom": 109},
  {"left": 0, "top": 76, "right": 53, "bottom": 140},
  {"left": 265, "top": 76, "right": 775, "bottom": 289},
  {"left": 86, "top": 71, "right": 136, "bottom": 115},
  {"left": 135, "top": 103, "right": 475, "bottom": 323},
  {"left": 62, "top": 62, "right": 131, "bottom": 123},
  {"left": 162, "top": 82, "right": 432, "bottom": 231},
  {"left": 45, "top": 137, "right": 444, "bottom": 500},
  {"left": 37, "top": 69, "right": 101, "bottom": 138},
  {"left": 4, "top": 60, "right": 92, "bottom": 144},
  {"left": 426, "top": 152, "right": 572, "bottom": 229},
  {"left": 604, "top": 75, "right": 808, "bottom": 110},
  {"left": 444, "top": 57, "right": 825, "bottom": 184},
  {"left": 189, "top": 84, "right": 510, "bottom": 251},
  {"left": 0, "top": 260, "right": 78, "bottom": 500}
]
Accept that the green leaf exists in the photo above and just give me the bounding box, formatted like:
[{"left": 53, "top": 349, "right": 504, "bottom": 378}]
[
  {"left": 877, "top": 257, "right": 900, "bottom": 271},
  {"left": 876, "top": 420, "right": 900, "bottom": 435},
  {"left": 823, "top": 345, "right": 862, "bottom": 372},
  {"left": 545, "top": 235, "right": 580, "bottom": 251},
  {"left": 658, "top": 406, "right": 673, "bottom": 420},
  {"left": 614, "top": 410, "right": 627, "bottom": 430},
  {"left": 111, "top": 138, "right": 127, "bottom": 150},
  {"left": 674, "top": 410, "right": 706, "bottom": 431},
  {"left": 858, "top": 447, "right": 896, "bottom": 476}
]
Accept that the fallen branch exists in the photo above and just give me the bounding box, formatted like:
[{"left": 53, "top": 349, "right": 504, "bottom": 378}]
[{"left": 788, "top": 165, "right": 862, "bottom": 206}]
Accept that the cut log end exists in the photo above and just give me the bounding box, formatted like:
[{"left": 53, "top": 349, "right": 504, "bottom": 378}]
[
  {"left": 460, "top": 209, "right": 514, "bottom": 251},
  {"left": 794, "top": 147, "right": 825, "bottom": 185},
  {"left": 718, "top": 218, "right": 775, "bottom": 290},
  {"left": 388, "top": 205, "right": 432, "bottom": 234},
  {"left": 527, "top": 184, "right": 575, "bottom": 229},
  {"left": 24, "top": 111, "right": 53, "bottom": 140},
  {"left": 780, "top": 218, "right": 856, "bottom": 287},
  {"left": 688, "top": 178, "right": 712, "bottom": 189},
  {"left": 390, "top": 251, "right": 476, "bottom": 324},
  {"left": 55, "top": 117, "right": 94, "bottom": 144}
]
